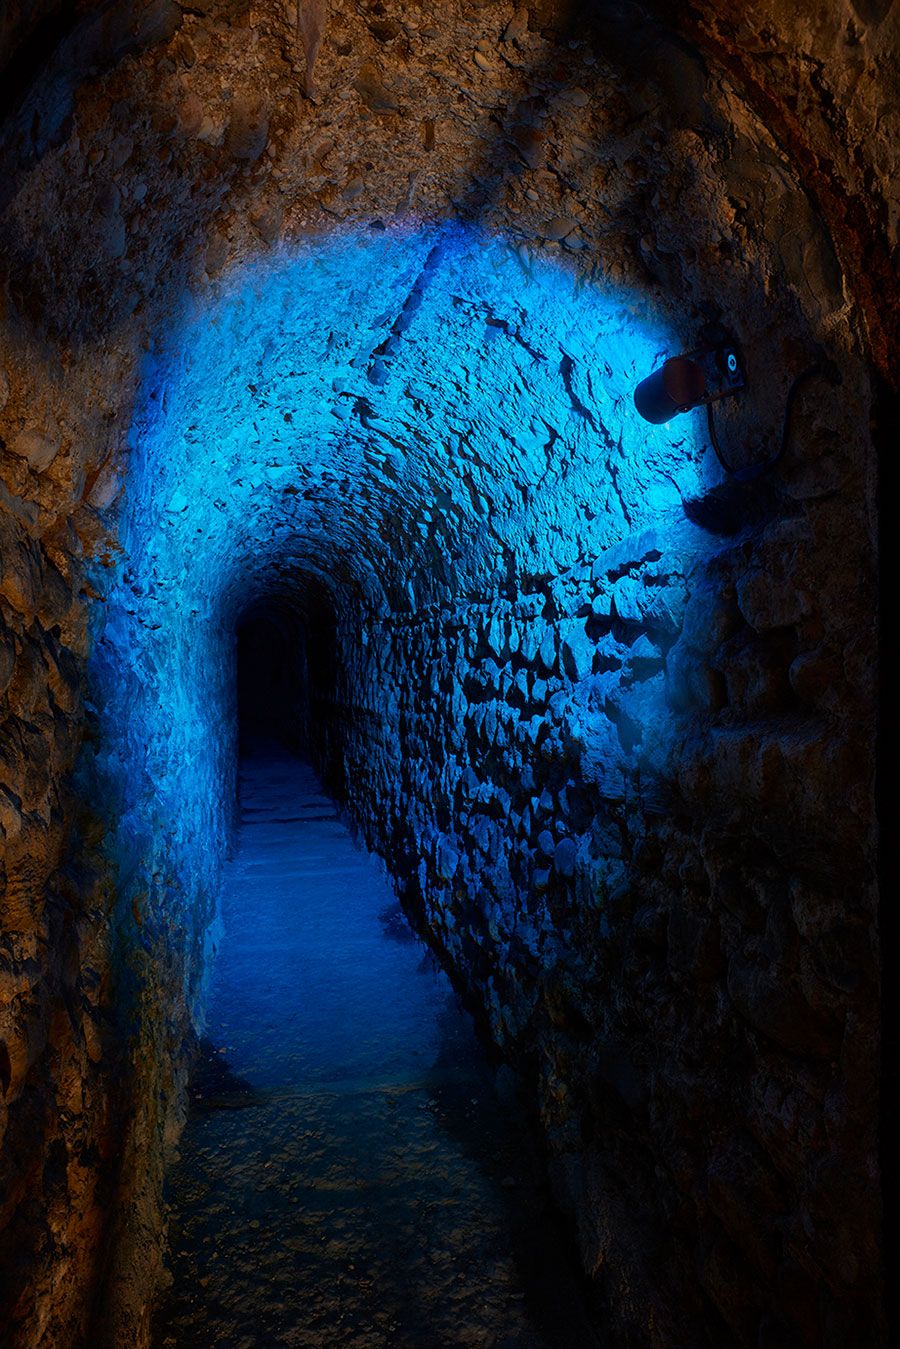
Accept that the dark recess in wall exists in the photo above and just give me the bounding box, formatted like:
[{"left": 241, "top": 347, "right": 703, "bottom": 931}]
[
  {"left": 874, "top": 372, "right": 898, "bottom": 1345},
  {"left": 0, "top": 1, "right": 97, "bottom": 124}
]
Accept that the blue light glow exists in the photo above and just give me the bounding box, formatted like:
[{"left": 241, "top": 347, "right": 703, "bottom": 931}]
[{"left": 84, "top": 222, "right": 717, "bottom": 1028}]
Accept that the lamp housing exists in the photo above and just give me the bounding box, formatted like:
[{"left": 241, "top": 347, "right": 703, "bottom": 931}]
[{"left": 633, "top": 345, "right": 744, "bottom": 424}]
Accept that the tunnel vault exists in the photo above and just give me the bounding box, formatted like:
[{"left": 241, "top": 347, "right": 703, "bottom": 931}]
[{"left": 0, "top": 2, "right": 888, "bottom": 1347}]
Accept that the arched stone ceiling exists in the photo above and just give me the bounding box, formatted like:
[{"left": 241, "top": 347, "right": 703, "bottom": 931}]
[{"left": 1, "top": 0, "right": 896, "bottom": 381}]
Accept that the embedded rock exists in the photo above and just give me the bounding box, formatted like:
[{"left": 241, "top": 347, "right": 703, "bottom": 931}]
[{"left": 9, "top": 426, "right": 59, "bottom": 473}]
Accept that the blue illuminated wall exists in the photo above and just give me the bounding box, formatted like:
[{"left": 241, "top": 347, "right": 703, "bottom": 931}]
[
  {"left": 78, "top": 222, "right": 734, "bottom": 1344},
  {"left": 84, "top": 220, "right": 716, "bottom": 1100},
  {"left": 80, "top": 219, "right": 878, "bottom": 1348}
]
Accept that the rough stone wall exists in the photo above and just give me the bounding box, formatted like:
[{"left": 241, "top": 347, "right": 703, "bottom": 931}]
[
  {"left": 0, "top": 337, "right": 227, "bottom": 1346},
  {"left": 319, "top": 468, "right": 879, "bottom": 1344},
  {"left": 0, "top": 0, "right": 888, "bottom": 1345},
  {"left": 663, "top": 0, "right": 900, "bottom": 385}
]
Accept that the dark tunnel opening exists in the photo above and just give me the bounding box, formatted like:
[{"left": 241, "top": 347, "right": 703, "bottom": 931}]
[
  {"left": 236, "top": 612, "right": 294, "bottom": 746},
  {"left": 235, "top": 596, "right": 329, "bottom": 763}
]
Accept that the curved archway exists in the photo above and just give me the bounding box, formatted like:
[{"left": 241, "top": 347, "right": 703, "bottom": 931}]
[{"left": 90, "top": 224, "right": 713, "bottom": 927}]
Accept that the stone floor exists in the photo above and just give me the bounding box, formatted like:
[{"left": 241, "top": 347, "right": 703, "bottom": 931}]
[{"left": 151, "top": 741, "right": 600, "bottom": 1348}]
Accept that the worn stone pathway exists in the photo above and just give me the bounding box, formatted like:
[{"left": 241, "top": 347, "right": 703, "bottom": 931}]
[{"left": 152, "top": 743, "right": 599, "bottom": 1349}]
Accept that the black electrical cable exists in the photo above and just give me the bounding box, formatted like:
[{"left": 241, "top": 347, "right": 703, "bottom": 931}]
[
  {"left": 706, "top": 359, "right": 842, "bottom": 477},
  {"left": 705, "top": 400, "right": 734, "bottom": 474}
]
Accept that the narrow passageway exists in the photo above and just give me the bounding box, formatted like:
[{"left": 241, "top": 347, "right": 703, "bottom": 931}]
[{"left": 152, "top": 741, "right": 599, "bottom": 1349}]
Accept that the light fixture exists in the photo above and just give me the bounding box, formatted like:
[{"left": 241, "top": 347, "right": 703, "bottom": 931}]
[
  {"left": 633, "top": 344, "right": 839, "bottom": 477},
  {"left": 633, "top": 345, "right": 744, "bottom": 424}
]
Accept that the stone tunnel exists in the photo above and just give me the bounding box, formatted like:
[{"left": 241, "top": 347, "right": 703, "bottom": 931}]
[{"left": 0, "top": 0, "right": 893, "bottom": 1345}]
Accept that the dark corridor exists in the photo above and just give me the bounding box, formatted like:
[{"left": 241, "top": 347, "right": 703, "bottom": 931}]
[{"left": 151, "top": 685, "right": 600, "bottom": 1345}]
